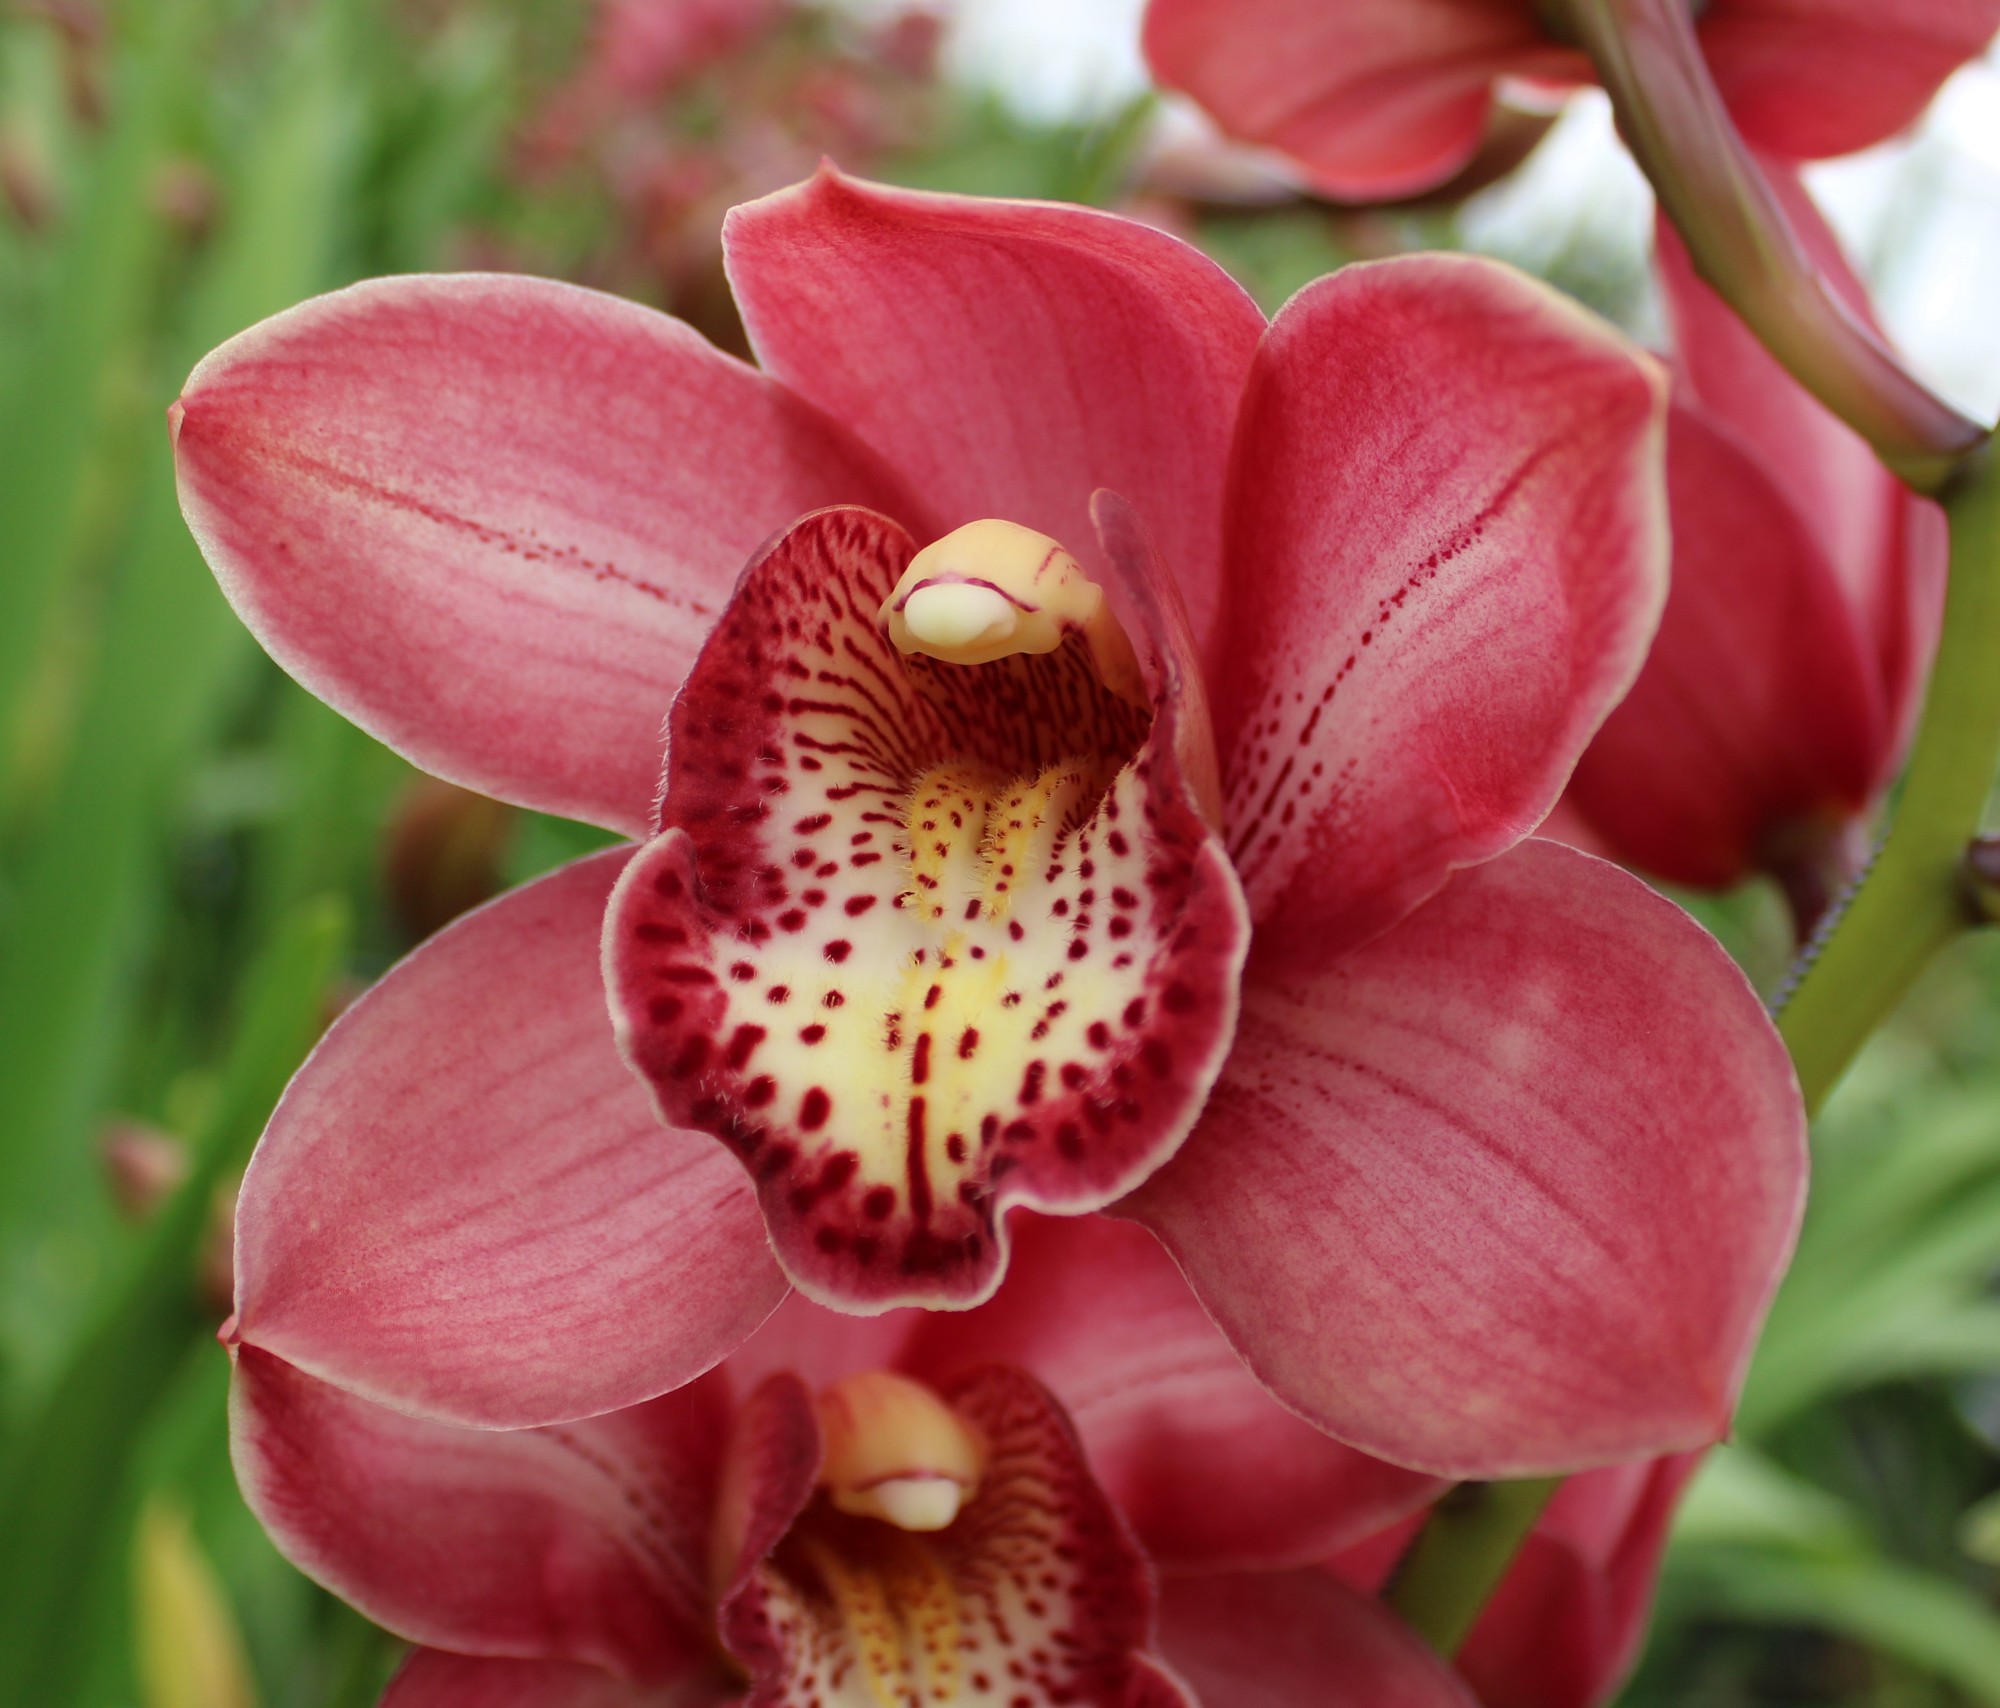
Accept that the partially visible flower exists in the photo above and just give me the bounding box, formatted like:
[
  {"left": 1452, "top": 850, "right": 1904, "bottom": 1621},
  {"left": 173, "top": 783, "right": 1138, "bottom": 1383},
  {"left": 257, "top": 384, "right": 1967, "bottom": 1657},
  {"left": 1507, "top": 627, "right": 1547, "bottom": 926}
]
[
  {"left": 1141, "top": 0, "right": 2000, "bottom": 201},
  {"left": 174, "top": 169, "right": 1804, "bottom": 1483},
  {"left": 100, "top": 1118, "right": 190, "bottom": 1221},
  {"left": 1330, "top": 1453, "right": 1700, "bottom": 1708},
  {"left": 1565, "top": 168, "right": 1946, "bottom": 922},
  {"left": 230, "top": 1215, "right": 1468, "bottom": 1706}
]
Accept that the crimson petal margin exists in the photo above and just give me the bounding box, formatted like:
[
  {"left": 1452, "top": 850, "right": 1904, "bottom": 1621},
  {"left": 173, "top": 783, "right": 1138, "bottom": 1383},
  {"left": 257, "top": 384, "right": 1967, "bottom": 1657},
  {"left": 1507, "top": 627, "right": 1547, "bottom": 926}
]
[
  {"left": 233, "top": 850, "right": 787, "bottom": 1429},
  {"left": 722, "top": 165, "right": 1265, "bottom": 652},
  {"left": 231, "top": 1348, "right": 729, "bottom": 1684},
  {"left": 1123, "top": 839, "right": 1806, "bottom": 1480},
  {"left": 1213, "top": 253, "right": 1668, "bottom": 963},
  {"left": 172, "top": 272, "right": 911, "bottom": 834},
  {"left": 1154, "top": 1571, "right": 1479, "bottom": 1707}
]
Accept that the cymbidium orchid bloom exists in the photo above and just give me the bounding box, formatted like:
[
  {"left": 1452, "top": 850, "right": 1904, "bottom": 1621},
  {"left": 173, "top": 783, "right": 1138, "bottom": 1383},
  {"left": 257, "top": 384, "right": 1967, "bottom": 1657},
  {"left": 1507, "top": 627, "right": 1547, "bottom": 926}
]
[
  {"left": 1142, "top": 0, "right": 2000, "bottom": 201},
  {"left": 173, "top": 167, "right": 1805, "bottom": 1480},
  {"left": 229, "top": 1214, "right": 1476, "bottom": 1706},
  {"left": 1566, "top": 170, "right": 1946, "bottom": 914}
]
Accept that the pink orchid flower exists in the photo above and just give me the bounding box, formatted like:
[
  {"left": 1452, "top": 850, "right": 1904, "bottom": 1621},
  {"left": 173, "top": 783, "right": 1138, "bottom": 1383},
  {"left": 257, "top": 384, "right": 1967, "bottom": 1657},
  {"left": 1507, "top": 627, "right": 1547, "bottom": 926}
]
[
  {"left": 173, "top": 168, "right": 1804, "bottom": 1480},
  {"left": 231, "top": 1213, "right": 1475, "bottom": 1706},
  {"left": 1567, "top": 168, "right": 1946, "bottom": 911},
  {"left": 1142, "top": 0, "right": 2000, "bottom": 201},
  {"left": 1332, "top": 1451, "right": 1699, "bottom": 1708}
]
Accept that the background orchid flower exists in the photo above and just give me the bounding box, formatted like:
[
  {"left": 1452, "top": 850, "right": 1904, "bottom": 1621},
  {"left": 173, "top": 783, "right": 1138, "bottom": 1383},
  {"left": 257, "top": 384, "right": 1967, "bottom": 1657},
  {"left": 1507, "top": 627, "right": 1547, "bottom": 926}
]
[
  {"left": 1141, "top": 0, "right": 2000, "bottom": 201},
  {"left": 174, "top": 166, "right": 1805, "bottom": 1483},
  {"left": 229, "top": 1213, "right": 1474, "bottom": 1707},
  {"left": 1331, "top": 1452, "right": 1701, "bottom": 1708},
  {"left": 1565, "top": 169, "right": 1947, "bottom": 920}
]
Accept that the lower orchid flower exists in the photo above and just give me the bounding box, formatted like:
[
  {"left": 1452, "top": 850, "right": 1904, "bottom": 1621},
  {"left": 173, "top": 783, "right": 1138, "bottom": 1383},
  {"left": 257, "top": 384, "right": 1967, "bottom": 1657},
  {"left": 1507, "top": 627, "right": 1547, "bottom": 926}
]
[
  {"left": 229, "top": 1214, "right": 1475, "bottom": 1706},
  {"left": 174, "top": 167, "right": 1805, "bottom": 1481},
  {"left": 1566, "top": 170, "right": 1946, "bottom": 922},
  {"left": 1141, "top": 0, "right": 2000, "bottom": 203}
]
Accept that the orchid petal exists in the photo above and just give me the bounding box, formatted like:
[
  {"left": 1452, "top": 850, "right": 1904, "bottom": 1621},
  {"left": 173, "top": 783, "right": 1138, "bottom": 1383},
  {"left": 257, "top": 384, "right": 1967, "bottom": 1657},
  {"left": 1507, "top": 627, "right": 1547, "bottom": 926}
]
[
  {"left": 1154, "top": 1571, "right": 1479, "bottom": 1707},
  {"left": 722, "top": 166, "right": 1265, "bottom": 648},
  {"left": 1565, "top": 402, "right": 1886, "bottom": 886},
  {"left": 172, "top": 273, "right": 909, "bottom": 834},
  {"left": 1658, "top": 181, "right": 1945, "bottom": 751},
  {"left": 1215, "top": 255, "right": 1667, "bottom": 961},
  {"left": 1124, "top": 840, "right": 1805, "bottom": 1479},
  {"left": 720, "top": 1366, "right": 1175, "bottom": 1706},
  {"left": 230, "top": 1348, "right": 727, "bottom": 1682},
  {"left": 607, "top": 508, "right": 1247, "bottom": 1311},
  {"left": 1141, "top": 0, "right": 1581, "bottom": 201},
  {"left": 233, "top": 850, "right": 786, "bottom": 1429},
  {"left": 382, "top": 1653, "right": 703, "bottom": 1708},
  {"left": 1701, "top": 0, "right": 2000, "bottom": 160},
  {"left": 896, "top": 1212, "right": 1444, "bottom": 1573}
]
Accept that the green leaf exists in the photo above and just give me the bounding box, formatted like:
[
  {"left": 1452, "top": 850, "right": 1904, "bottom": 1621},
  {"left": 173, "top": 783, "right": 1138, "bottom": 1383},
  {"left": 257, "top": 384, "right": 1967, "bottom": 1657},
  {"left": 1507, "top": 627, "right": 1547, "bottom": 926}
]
[{"left": 0, "top": 895, "right": 348, "bottom": 1707}]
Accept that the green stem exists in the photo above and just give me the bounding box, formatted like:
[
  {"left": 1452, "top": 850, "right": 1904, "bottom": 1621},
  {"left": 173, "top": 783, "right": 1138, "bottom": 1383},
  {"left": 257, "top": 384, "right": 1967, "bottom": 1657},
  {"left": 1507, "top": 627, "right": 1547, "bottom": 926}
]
[
  {"left": 1778, "top": 442, "right": 2000, "bottom": 1115},
  {"left": 1385, "top": 1478, "right": 1563, "bottom": 1652},
  {"left": 1556, "top": 0, "right": 1982, "bottom": 492}
]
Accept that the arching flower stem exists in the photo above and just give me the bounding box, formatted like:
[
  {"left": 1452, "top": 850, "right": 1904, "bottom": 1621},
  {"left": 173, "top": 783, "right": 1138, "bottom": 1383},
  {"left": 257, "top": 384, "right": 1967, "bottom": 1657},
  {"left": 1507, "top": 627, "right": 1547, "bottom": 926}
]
[
  {"left": 1383, "top": 1476, "right": 1561, "bottom": 1653},
  {"left": 1551, "top": 0, "right": 1983, "bottom": 493}
]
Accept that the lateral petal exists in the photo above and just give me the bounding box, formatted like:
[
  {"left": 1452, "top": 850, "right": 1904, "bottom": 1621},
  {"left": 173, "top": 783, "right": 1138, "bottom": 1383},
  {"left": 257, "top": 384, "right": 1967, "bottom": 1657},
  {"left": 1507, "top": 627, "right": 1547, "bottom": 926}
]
[
  {"left": 173, "top": 273, "right": 909, "bottom": 833},
  {"left": 1154, "top": 1571, "right": 1479, "bottom": 1707},
  {"left": 1124, "top": 841, "right": 1805, "bottom": 1479},
  {"left": 233, "top": 850, "right": 786, "bottom": 1429},
  {"left": 723, "top": 167, "right": 1265, "bottom": 649},
  {"left": 1215, "top": 255, "right": 1667, "bottom": 961},
  {"left": 230, "top": 1348, "right": 728, "bottom": 1683}
]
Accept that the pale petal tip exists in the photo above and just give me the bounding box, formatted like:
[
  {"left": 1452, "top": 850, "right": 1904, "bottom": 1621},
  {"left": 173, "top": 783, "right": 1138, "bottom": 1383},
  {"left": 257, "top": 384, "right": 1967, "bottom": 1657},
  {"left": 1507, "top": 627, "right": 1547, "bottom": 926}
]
[{"left": 166, "top": 398, "right": 185, "bottom": 448}]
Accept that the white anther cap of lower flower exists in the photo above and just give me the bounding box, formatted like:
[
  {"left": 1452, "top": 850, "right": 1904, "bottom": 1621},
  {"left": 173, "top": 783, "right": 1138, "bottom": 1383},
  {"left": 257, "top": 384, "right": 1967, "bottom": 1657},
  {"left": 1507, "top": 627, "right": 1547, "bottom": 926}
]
[
  {"left": 901, "top": 580, "right": 1020, "bottom": 653},
  {"left": 814, "top": 1370, "right": 988, "bottom": 1534}
]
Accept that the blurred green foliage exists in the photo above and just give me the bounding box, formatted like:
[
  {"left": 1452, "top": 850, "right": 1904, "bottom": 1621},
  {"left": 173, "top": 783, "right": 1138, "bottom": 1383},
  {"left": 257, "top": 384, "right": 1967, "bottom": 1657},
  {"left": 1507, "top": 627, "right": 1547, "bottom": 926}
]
[{"left": 1, "top": 3, "right": 1999, "bottom": 1704}]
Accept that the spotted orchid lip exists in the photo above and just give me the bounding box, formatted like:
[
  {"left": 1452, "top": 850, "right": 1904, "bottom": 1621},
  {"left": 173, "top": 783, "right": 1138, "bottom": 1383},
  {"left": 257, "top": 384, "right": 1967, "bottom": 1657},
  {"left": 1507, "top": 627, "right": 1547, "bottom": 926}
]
[
  {"left": 606, "top": 496, "right": 1249, "bottom": 1313},
  {"left": 718, "top": 1364, "right": 1172, "bottom": 1707}
]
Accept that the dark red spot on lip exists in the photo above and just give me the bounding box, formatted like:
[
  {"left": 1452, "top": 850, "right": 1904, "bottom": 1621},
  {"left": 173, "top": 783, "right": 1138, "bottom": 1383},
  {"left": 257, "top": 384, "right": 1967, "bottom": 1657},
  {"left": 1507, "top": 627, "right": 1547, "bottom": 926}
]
[
  {"left": 800, "top": 1023, "right": 827, "bottom": 1044},
  {"left": 1020, "top": 1060, "right": 1046, "bottom": 1105},
  {"left": 958, "top": 1027, "right": 980, "bottom": 1059},
  {"left": 726, "top": 1025, "right": 766, "bottom": 1070},
  {"left": 824, "top": 940, "right": 852, "bottom": 963},
  {"left": 744, "top": 1076, "right": 776, "bottom": 1108},
  {"left": 648, "top": 996, "right": 683, "bottom": 1024},
  {"left": 912, "top": 1032, "right": 933, "bottom": 1086},
  {"left": 1162, "top": 980, "right": 1197, "bottom": 1013},
  {"left": 863, "top": 1186, "right": 895, "bottom": 1220},
  {"left": 906, "top": 1097, "right": 933, "bottom": 1222},
  {"left": 778, "top": 909, "right": 807, "bottom": 932},
  {"left": 844, "top": 894, "right": 877, "bottom": 916},
  {"left": 669, "top": 1037, "right": 709, "bottom": 1080},
  {"left": 800, "top": 1087, "right": 832, "bottom": 1130}
]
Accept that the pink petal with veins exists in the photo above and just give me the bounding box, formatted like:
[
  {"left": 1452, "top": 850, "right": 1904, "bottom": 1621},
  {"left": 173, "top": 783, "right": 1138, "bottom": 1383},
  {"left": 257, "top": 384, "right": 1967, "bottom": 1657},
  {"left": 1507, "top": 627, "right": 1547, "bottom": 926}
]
[
  {"left": 231, "top": 1347, "right": 729, "bottom": 1683},
  {"left": 172, "top": 273, "right": 910, "bottom": 833},
  {"left": 1125, "top": 841, "right": 1804, "bottom": 1479},
  {"left": 1215, "top": 254, "right": 1666, "bottom": 963},
  {"left": 723, "top": 166, "right": 1265, "bottom": 650},
  {"left": 233, "top": 851, "right": 786, "bottom": 1429}
]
